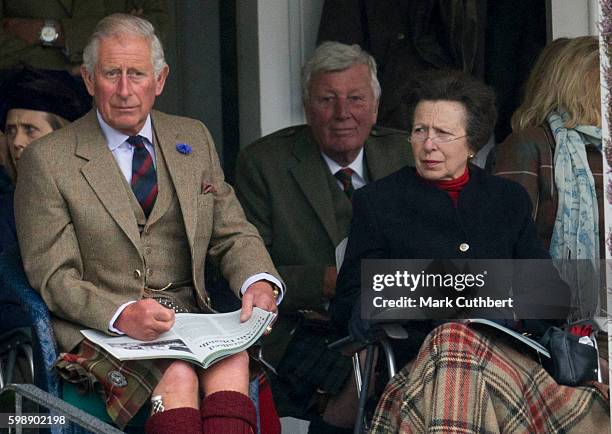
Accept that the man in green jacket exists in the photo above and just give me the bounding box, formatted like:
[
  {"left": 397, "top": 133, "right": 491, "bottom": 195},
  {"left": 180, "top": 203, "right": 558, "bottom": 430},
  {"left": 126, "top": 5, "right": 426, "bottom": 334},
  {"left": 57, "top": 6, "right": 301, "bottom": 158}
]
[{"left": 235, "top": 41, "right": 412, "bottom": 433}]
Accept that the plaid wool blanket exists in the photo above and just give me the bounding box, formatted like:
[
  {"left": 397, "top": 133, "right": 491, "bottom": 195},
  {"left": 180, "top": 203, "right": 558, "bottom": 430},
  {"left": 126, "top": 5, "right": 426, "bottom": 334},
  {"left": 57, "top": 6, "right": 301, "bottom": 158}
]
[{"left": 370, "top": 323, "right": 609, "bottom": 433}]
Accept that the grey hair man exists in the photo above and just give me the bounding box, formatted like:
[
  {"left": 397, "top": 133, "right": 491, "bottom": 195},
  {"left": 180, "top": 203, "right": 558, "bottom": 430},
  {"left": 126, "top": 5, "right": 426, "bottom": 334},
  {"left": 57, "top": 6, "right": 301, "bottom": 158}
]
[
  {"left": 82, "top": 13, "right": 167, "bottom": 78},
  {"left": 301, "top": 41, "right": 381, "bottom": 104},
  {"left": 235, "top": 41, "right": 412, "bottom": 433},
  {"left": 15, "top": 13, "right": 284, "bottom": 434},
  {"left": 301, "top": 41, "right": 382, "bottom": 166}
]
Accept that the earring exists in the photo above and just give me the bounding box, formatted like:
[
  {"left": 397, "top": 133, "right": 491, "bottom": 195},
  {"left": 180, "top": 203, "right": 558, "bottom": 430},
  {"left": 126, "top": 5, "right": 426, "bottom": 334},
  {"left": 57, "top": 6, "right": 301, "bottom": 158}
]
[{"left": 468, "top": 153, "right": 475, "bottom": 159}]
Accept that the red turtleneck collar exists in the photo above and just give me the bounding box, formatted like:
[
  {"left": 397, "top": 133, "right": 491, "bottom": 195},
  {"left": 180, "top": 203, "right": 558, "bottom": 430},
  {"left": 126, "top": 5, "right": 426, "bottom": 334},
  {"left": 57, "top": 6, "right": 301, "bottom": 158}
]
[{"left": 418, "top": 167, "right": 470, "bottom": 206}]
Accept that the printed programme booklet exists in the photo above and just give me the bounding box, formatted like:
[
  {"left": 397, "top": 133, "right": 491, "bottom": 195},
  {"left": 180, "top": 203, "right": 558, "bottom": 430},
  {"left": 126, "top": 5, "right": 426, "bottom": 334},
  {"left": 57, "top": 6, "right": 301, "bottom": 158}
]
[
  {"left": 81, "top": 307, "right": 276, "bottom": 369},
  {"left": 462, "top": 318, "right": 551, "bottom": 358}
]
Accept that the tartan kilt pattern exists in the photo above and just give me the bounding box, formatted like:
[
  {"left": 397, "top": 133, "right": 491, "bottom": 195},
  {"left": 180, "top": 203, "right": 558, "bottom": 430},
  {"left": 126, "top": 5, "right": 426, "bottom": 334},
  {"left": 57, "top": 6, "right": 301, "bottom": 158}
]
[
  {"left": 57, "top": 340, "right": 272, "bottom": 430},
  {"left": 56, "top": 340, "right": 163, "bottom": 430},
  {"left": 370, "top": 323, "right": 610, "bottom": 434}
]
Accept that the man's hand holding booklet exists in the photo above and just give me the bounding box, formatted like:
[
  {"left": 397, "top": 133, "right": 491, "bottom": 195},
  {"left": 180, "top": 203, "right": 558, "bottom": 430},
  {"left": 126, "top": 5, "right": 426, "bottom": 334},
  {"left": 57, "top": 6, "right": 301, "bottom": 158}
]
[{"left": 81, "top": 307, "right": 276, "bottom": 369}]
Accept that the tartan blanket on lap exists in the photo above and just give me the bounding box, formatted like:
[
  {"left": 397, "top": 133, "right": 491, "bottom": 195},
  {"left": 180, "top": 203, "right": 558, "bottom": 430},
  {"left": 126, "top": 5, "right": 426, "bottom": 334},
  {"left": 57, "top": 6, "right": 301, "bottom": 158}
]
[{"left": 370, "top": 323, "right": 610, "bottom": 434}]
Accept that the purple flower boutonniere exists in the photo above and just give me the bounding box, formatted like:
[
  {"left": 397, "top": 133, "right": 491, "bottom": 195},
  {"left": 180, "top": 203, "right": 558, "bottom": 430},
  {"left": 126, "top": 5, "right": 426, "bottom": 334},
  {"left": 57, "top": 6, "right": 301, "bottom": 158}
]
[{"left": 176, "top": 143, "right": 192, "bottom": 155}]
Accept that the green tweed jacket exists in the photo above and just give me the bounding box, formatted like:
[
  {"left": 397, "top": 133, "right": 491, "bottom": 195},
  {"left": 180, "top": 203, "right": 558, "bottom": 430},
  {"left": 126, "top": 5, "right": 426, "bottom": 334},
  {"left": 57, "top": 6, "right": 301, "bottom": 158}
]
[{"left": 235, "top": 124, "right": 412, "bottom": 366}]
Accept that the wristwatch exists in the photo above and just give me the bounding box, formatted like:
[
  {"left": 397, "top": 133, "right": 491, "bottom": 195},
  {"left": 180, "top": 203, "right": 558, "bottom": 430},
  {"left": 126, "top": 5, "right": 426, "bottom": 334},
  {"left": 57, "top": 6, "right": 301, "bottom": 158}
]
[{"left": 40, "top": 19, "right": 59, "bottom": 46}]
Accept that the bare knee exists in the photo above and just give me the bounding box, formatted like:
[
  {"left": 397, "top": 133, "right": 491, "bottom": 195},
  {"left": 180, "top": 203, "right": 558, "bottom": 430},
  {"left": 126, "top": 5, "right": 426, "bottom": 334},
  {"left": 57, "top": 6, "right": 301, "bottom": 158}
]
[
  {"left": 199, "top": 351, "right": 250, "bottom": 396},
  {"left": 219, "top": 350, "right": 249, "bottom": 370},
  {"left": 155, "top": 360, "right": 199, "bottom": 398}
]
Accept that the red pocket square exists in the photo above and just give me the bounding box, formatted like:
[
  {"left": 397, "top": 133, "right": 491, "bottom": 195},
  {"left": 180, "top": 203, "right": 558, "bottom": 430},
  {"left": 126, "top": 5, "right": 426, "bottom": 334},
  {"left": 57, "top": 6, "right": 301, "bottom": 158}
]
[{"left": 202, "top": 182, "right": 217, "bottom": 194}]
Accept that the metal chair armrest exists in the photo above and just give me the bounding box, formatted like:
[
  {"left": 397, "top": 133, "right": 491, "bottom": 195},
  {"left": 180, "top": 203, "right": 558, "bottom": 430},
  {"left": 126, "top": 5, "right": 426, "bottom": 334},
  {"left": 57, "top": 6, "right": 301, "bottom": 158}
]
[{"left": 2, "top": 383, "right": 124, "bottom": 434}]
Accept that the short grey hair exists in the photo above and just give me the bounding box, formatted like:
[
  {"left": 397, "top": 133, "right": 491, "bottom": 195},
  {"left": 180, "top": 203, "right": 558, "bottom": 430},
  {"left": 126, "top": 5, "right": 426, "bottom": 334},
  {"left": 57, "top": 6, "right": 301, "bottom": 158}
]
[
  {"left": 82, "top": 13, "right": 167, "bottom": 78},
  {"left": 301, "top": 41, "right": 380, "bottom": 103}
]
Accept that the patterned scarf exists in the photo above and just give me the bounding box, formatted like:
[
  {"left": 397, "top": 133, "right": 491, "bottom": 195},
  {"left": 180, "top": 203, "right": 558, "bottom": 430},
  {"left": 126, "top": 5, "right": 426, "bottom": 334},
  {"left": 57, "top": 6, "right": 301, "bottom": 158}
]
[{"left": 548, "top": 110, "right": 602, "bottom": 319}]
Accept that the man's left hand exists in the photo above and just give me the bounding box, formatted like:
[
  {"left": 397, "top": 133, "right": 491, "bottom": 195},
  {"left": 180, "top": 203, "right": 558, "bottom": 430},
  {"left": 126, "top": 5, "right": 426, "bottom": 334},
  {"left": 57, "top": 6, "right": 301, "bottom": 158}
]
[{"left": 240, "top": 280, "right": 278, "bottom": 322}]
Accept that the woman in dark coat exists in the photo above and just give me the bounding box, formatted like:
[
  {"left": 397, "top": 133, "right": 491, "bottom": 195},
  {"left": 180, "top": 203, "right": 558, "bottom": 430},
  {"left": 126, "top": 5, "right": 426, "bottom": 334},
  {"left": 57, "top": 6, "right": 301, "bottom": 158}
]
[{"left": 330, "top": 70, "right": 608, "bottom": 433}]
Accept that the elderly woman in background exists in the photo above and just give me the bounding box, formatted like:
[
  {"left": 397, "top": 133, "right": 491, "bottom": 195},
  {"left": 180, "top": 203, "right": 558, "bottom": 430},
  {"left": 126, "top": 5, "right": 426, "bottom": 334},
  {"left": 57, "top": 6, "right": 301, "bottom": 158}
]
[
  {"left": 493, "top": 36, "right": 603, "bottom": 323},
  {"left": 0, "top": 65, "right": 90, "bottom": 182},
  {"left": 330, "top": 70, "right": 608, "bottom": 433},
  {"left": 0, "top": 65, "right": 90, "bottom": 251}
]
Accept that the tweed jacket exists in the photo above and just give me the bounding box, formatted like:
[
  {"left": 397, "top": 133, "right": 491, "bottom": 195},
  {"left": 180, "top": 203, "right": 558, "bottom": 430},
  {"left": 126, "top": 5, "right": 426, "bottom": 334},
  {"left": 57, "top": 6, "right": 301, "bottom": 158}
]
[
  {"left": 14, "top": 110, "right": 279, "bottom": 352},
  {"left": 235, "top": 124, "right": 412, "bottom": 366},
  {"left": 493, "top": 125, "right": 604, "bottom": 253},
  {"left": 0, "top": 0, "right": 168, "bottom": 71},
  {"left": 330, "top": 165, "right": 569, "bottom": 328}
]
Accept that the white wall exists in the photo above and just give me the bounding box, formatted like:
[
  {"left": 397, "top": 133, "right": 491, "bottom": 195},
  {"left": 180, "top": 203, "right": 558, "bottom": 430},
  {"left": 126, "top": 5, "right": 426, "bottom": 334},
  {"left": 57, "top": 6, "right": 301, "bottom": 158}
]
[
  {"left": 548, "top": 0, "right": 600, "bottom": 38},
  {"left": 237, "top": 0, "right": 324, "bottom": 148}
]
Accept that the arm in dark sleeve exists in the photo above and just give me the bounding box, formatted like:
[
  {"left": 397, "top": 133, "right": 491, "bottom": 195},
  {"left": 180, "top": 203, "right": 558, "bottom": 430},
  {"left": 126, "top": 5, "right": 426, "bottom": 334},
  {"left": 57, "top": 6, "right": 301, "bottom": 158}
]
[
  {"left": 60, "top": 0, "right": 169, "bottom": 63},
  {"left": 435, "top": 0, "right": 487, "bottom": 76},
  {"left": 0, "top": 1, "right": 40, "bottom": 69}
]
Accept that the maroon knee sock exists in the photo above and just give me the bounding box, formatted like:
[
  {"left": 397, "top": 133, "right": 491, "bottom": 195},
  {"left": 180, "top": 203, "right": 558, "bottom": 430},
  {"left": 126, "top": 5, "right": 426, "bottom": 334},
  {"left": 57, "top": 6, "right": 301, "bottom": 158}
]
[
  {"left": 145, "top": 407, "right": 202, "bottom": 434},
  {"left": 201, "top": 391, "right": 257, "bottom": 434}
]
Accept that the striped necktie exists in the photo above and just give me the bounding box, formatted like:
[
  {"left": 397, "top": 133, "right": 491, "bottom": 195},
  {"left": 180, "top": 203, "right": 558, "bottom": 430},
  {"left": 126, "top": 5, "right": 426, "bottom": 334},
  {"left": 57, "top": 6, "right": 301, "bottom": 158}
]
[
  {"left": 334, "top": 168, "right": 355, "bottom": 199},
  {"left": 128, "top": 135, "right": 157, "bottom": 218}
]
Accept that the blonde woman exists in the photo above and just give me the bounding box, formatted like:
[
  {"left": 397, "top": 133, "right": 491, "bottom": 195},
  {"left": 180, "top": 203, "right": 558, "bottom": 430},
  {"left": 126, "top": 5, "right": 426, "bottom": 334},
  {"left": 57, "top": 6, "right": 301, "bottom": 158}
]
[{"left": 493, "top": 36, "right": 603, "bottom": 321}]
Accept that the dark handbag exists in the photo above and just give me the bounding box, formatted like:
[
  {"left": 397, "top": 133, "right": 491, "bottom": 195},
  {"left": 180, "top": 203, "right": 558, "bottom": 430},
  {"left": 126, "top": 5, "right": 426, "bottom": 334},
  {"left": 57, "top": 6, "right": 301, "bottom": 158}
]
[{"left": 540, "top": 327, "right": 599, "bottom": 386}]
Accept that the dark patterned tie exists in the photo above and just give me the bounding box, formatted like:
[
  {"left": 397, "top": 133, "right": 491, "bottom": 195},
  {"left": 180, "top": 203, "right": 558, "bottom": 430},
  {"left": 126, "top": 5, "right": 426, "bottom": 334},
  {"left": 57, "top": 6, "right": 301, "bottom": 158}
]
[
  {"left": 128, "top": 135, "right": 157, "bottom": 218},
  {"left": 334, "top": 168, "right": 355, "bottom": 199}
]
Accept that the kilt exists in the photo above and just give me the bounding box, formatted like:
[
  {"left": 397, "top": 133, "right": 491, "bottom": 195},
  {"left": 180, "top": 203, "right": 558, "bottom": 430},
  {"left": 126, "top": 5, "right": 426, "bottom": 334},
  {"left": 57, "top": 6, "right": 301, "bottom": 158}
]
[
  {"left": 57, "top": 340, "right": 271, "bottom": 430},
  {"left": 56, "top": 340, "right": 162, "bottom": 430},
  {"left": 54, "top": 286, "right": 209, "bottom": 428},
  {"left": 370, "top": 322, "right": 610, "bottom": 434}
]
